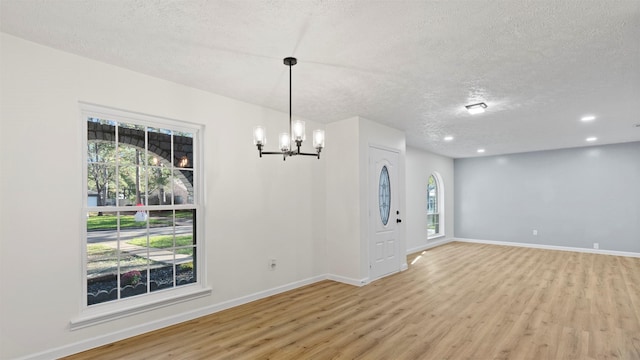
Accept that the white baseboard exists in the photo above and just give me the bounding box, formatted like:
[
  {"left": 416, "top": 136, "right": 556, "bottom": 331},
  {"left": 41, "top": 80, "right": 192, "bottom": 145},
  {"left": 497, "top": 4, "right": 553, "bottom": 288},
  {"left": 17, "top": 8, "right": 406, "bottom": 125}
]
[
  {"left": 15, "top": 275, "right": 327, "bottom": 360},
  {"left": 454, "top": 238, "right": 640, "bottom": 258},
  {"left": 326, "top": 273, "right": 369, "bottom": 287},
  {"left": 406, "top": 237, "right": 454, "bottom": 254}
]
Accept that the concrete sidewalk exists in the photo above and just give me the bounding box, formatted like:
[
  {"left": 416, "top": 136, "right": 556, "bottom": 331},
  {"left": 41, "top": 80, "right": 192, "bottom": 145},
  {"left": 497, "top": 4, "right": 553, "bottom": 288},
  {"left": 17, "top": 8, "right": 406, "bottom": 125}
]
[{"left": 99, "top": 240, "right": 192, "bottom": 265}]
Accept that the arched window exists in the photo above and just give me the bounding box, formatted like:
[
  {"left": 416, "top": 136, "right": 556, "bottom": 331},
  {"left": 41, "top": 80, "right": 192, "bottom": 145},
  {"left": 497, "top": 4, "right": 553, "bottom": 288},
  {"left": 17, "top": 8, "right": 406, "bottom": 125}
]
[{"left": 427, "top": 173, "right": 443, "bottom": 238}]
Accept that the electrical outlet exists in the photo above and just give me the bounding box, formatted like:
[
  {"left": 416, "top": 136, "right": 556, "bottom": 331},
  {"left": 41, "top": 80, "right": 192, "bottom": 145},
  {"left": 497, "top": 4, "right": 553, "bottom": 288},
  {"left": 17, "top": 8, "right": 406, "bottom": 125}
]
[
  {"left": 532, "top": 230, "right": 538, "bottom": 236},
  {"left": 268, "top": 259, "right": 277, "bottom": 270},
  {"left": 593, "top": 243, "right": 599, "bottom": 249}
]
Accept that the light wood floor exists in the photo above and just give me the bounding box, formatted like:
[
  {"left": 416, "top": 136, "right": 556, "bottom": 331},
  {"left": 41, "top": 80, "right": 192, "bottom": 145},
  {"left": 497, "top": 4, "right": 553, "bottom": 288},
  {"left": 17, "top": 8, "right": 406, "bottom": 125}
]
[{"left": 64, "top": 242, "right": 640, "bottom": 359}]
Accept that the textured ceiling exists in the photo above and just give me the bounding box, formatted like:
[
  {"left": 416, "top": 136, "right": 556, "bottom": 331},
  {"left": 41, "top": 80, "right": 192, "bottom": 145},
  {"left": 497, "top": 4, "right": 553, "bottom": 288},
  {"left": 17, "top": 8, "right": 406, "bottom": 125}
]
[{"left": 2, "top": 0, "right": 639, "bottom": 158}]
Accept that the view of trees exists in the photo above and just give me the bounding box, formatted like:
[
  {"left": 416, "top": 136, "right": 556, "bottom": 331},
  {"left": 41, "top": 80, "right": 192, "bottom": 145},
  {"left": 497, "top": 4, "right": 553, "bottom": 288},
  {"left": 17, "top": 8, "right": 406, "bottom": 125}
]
[
  {"left": 87, "top": 119, "right": 192, "bottom": 210},
  {"left": 85, "top": 116, "right": 198, "bottom": 306}
]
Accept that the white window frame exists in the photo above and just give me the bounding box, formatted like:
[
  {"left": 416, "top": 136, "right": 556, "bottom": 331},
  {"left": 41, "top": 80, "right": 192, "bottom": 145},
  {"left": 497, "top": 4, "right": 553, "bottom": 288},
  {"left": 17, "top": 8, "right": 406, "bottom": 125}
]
[
  {"left": 427, "top": 172, "right": 445, "bottom": 239},
  {"left": 72, "top": 103, "right": 210, "bottom": 330}
]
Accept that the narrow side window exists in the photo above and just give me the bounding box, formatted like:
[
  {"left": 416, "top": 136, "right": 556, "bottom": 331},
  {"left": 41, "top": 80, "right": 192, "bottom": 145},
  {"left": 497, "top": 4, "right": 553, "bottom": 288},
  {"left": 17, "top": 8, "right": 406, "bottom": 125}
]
[{"left": 427, "top": 173, "right": 443, "bottom": 238}]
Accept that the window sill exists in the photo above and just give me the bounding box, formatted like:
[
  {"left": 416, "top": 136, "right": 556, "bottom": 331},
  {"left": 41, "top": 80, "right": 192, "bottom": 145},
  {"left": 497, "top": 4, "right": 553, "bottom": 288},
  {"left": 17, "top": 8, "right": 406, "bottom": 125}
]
[
  {"left": 70, "top": 286, "right": 212, "bottom": 330},
  {"left": 428, "top": 234, "right": 446, "bottom": 241}
]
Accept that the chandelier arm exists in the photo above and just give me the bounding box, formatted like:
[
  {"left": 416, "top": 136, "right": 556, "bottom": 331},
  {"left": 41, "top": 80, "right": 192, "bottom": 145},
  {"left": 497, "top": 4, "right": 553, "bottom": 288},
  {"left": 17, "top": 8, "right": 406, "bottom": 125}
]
[
  {"left": 260, "top": 151, "right": 287, "bottom": 155},
  {"left": 257, "top": 151, "right": 319, "bottom": 157}
]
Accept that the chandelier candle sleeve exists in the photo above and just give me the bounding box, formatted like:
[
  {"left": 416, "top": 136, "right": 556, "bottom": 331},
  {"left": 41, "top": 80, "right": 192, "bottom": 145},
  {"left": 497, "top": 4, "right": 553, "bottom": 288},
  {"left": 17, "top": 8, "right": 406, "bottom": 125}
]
[
  {"left": 313, "top": 129, "right": 325, "bottom": 150},
  {"left": 292, "top": 120, "right": 306, "bottom": 142},
  {"left": 279, "top": 133, "right": 291, "bottom": 152},
  {"left": 253, "top": 126, "right": 266, "bottom": 145}
]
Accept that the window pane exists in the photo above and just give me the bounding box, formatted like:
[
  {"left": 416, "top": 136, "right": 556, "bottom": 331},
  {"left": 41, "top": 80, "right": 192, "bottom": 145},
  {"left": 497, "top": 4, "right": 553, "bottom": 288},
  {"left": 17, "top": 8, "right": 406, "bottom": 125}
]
[
  {"left": 87, "top": 245, "right": 118, "bottom": 305},
  {"left": 87, "top": 118, "right": 116, "bottom": 163},
  {"left": 118, "top": 143, "right": 144, "bottom": 167},
  {"left": 427, "top": 175, "right": 437, "bottom": 214},
  {"left": 176, "top": 209, "right": 196, "bottom": 286},
  {"left": 87, "top": 243, "right": 118, "bottom": 304},
  {"left": 379, "top": 166, "right": 391, "bottom": 226},
  {"left": 87, "top": 211, "right": 119, "bottom": 233},
  {"left": 174, "top": 131, "right": 193, "bottom": 169},
  {"left": 428, "top": 214, "right": 440, "bottom": 236},
  {"left": 118, "top": 207, "right": 148, "bottom": 231},
  {"left": 87, "top": 142, "right": 116, "bottom": 164},
  {"left": 148, "top": 127, "right": 172, "bottom": 169},
  {"left": 177, "top": 261, "right": 196, "bottom": 286},
  {"left": 148, "top": 167, "right": 173, "bottom": 205},
  {"left": 119, "top": 257, "right": 148, "bottom": 299},
  {"left": 128, "top": 210, "right": 173, "bottom": 248},
  {"left": 150, "top": 252, "right": 174, "bottom": 292},
  {"left": 118, "top": 165, "right": 144, "bottom": 206},
  {"left": 173, "top": 170, "right": 194, "bottom": 204},
  {"left": 175, "top": 210, "right": 195, "bottom": 246},
  {"left": 86, "top": 243, "right": 119, "bottom": 279},
  {"left": 87, "top": 163, "right": 116, "bottom": 207}
]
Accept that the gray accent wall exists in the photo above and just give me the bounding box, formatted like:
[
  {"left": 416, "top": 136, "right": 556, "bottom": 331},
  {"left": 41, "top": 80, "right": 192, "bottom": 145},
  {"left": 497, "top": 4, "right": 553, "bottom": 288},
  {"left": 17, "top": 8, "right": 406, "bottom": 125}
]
[{"left": 454, "top": 142, "right": 640, "bottom": 253}]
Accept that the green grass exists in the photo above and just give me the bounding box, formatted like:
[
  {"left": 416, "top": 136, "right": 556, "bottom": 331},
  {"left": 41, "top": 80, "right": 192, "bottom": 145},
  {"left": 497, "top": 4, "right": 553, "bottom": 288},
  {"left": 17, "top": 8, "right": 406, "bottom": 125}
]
[
  {"left": 87, "top": 214, "right": 171, "bottom": 230},
  {"left": 128, "top": 234, "right": 194, "bottom": 255},
  {"left": 174, "top": 210, "right": 194, "bottom": 219},
  {"left": 87, "top": 243, "right": 113, "bottom": 256}
]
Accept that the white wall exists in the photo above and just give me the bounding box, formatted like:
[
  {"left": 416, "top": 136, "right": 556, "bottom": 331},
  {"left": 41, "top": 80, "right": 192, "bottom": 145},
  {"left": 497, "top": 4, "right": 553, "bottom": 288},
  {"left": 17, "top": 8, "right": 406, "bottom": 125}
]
[
  {"left": 325, "top": 117, "right": 362, "bottom": 281},
  {"left": 0, "top": 34, "right": 326, "bottom": 359},
  {"left": 405, "top": 147, "right": 455, "bottom": 253}
]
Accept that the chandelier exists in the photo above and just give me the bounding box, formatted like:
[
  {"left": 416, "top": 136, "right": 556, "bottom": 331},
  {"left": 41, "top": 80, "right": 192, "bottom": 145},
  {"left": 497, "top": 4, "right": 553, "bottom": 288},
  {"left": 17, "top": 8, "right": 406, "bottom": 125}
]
[{"left": 253, "top": 57, "right": 325, "bottom": 160}]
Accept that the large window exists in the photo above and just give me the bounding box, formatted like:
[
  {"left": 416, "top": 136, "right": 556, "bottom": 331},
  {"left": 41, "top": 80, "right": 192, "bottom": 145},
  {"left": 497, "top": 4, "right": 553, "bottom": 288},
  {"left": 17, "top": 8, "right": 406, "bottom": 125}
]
[
  {"left": 83, "top": 105, "right": 202, "bottom": 311},
  {"left": 427, "top": 173, "right": 443, "bottom": 238}
]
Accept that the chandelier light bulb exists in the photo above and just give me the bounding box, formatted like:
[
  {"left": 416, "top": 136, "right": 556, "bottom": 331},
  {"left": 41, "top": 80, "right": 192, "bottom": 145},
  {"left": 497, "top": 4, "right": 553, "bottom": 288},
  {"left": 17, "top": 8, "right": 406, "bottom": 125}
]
[
  {"left": 292, "top": 120, "right": 306, "bottom": 141},
  {"left": 279, "top": 133, "right": 291, "bottom": 152},
  {"left": 253, "top": 126, "right": 266, "bottom": 145},
  {"left": 313, "top": 129, "right": 325, "bottom": 150}
]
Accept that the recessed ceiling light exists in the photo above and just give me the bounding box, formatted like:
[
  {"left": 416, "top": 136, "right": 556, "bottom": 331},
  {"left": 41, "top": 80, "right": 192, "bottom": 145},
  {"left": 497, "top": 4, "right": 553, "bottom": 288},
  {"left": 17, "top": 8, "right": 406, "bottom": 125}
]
[
  {"left": 586, "top": 137, "right": 597, "bottom": 142},
  {"left": 477, "top": 148, "right": 485, "bottom": 153},
  {"left": 444, "top": 136, "right": 454, "bottom": 141},
  {"left": 581, "top": 115, "right": 596, "bottom": 122},
  {"left": 465, "top": 102, "right": 487, "bottom": 115}
]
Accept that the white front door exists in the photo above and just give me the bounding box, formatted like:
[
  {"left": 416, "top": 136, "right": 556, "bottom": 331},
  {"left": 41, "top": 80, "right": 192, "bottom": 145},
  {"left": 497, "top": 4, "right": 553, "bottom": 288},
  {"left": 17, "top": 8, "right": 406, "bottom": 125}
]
[{"left": 369, "top": 146, "right": 401, "bottom": 280}]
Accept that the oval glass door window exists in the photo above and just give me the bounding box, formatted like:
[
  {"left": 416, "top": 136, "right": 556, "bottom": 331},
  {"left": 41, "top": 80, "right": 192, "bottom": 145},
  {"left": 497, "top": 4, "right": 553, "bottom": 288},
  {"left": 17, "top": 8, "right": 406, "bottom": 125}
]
[{"left": 379, "top": 165, "right": 391, "bottom": 225}]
